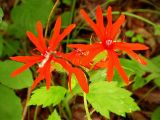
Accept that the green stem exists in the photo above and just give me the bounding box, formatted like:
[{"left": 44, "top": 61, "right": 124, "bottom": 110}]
[
  {"left": 83, "top": 92, "right": 91, "bottom": 120},
  {"left": 138, "top": 86, "right": 157, "bottom": 104},
  {"left": 112, "top": 11, "right": 156, "bottom": 27},
  {"left": 45, "top": 0, "right": 59, "bottom": 37},
  {"left": 62, "top": 92, "right": 72, "bottom": 119},
  {"left": 34, "top": 106, "right": 39, "bottom": 120},
  {"left": 65, "top": 0, "right": 76, "bottom": 52}
]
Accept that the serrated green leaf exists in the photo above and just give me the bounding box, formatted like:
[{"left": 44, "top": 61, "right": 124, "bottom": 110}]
[
  {"left": 151, "top": 106, "right": 160, "bottom": 120},
  {"left": 89, "top": 68, "right": 106, "bottom": 83},
  {"left": 0, "top": 7, "right": 3, "bottom": 23},
  {"left": 48, "top": 110, "right": 61, "bottom": 120},
  {"left": 87, "top": 81, "right": 140, "bottom": 118},
  {"left": 0, "top": 84, "right": 22, "bottom": 120},
  {"left": 9, "top": 0, "right": 53, "bottom": 38},
  {"left": 28, "top": 86, "right": 67, "bottom": 107},
  {"left": 0, "top": 60, "right": 33, "bottom": 89}
]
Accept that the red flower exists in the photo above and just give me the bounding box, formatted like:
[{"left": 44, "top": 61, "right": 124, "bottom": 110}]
[
  {"left": 10, "top": 17, "right": 89, "bottom": 93},
  {"left": 60, "top": 47, "right": 99, "bottom": 68},
  {"left": 68, "top": 6, "right": 149, "bottom": 84}
]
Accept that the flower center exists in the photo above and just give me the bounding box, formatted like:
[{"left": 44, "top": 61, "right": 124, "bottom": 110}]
[
  {"left": 105, "top": 39, "right": 112, "bottom": 46},
  {"left": 38, "top": 51, "right": 51, "bottom": 68},
  {"left": 102, "top": 39, "right": 113, "bottom": 49}
]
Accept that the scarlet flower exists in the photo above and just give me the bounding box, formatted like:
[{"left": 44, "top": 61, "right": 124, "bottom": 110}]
[
  {"left": 68, "top": 6, "right": 149, "bottom": 84},
  {"left": 10, "top": 17, "right": 89, "bottom": 93},
  {"left": 60, "top": 48, "right": 98, "bottom": 68}
]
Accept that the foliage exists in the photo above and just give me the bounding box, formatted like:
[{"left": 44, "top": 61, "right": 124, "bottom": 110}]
[
  {"left": 86, "top": 81, "right": 140, "bottom": 118},
  {"left": 0, "top": 7, "right": 3, "bottom": 23},
  {"left": 48, "top": 110, "right": 61, "bottom": 120},
  {"left": 28, "top": 86, "right": 67, "bottom": 107},
  {"left": 0, "top": 60, "right": 33, "bottom": 89},
  {"left": 9, "top": 0, "right": 53, "bottom": 38},
  {"left": 1, "top": 0, "right": 160, "bottom": 119},
  {"left": 0, "top": 84, "right": 22, "bottom": 120}
]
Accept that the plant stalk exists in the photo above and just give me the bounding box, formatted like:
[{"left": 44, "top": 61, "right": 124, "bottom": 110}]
[
  {"left": 45, "top": 0, "right": 59, "bottom": 37},
  {"left": 83, "top": 92, "right": 91, "bottom": 120}
]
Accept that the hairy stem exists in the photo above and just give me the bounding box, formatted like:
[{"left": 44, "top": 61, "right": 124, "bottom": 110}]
[
  {"left": 66, "top": 0, "right": 76, "bottom": 52},
  {"left": 22, "top": 88, "right": 31, "bottom": 120},
  {"left": 34, "top": 106, "right": 39, "bottom": 120},
  {"left": 83, "top": 92, "right": 91, "bottom": 120},
  {"left": 45, "top": 0, "right": 59, "bottom": 37}
]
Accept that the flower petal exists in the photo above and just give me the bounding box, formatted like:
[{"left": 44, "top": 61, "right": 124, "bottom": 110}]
[
  {"left": 124, "top": 50, "right": 147, "bottom": 65},
  {"left": 110, "top": 50, "right": 130, "bottom": 84},
  {"left": 10, "top": 56, "right": 44, "bottom": 63},
  {"left": 11, "top": 62, "right": 35, "bottom": 77},
  {"left": 44, "top": 60, "right": 52, "bottom": 89},
  {"left": 32, "top": 59, "right": 52, "bottom": 90},
  {"left": 36, "top": 21, "right": 47, "bottom": 51},
  {"left": 105, "top": 6, "right": 112, "bottom": 39},
  {"left": 111, "top": 14, "right": 125, "bottom": 40},
  {"left": 107, "top": 51, "right": 114, "bottom": 81},
  {"left": 31, "top": 71, "right": 44, "bottom": 90},
  {"left": 73, "top": 68, "right": 89, "bottom": 93},
  {"left": 80, "top": 9, "right": 104, "bottom": 40},
  {"left": 26, "top": 31, "right": 45, "bottom": 53},
  {"left": 68, "top": 43, "right": 102, "bottom": 51},
  {"left": 115, "top": 42, "right": 149, "bottom": 50},
  {"left": 96, "top": 5, "right": 105, "bottom": 37},
  {"left": 52, "top": 24, "right": 76, "bottom": 50},
  {"left": 49, "top": 16, "right": 61, "bottom": 50}
]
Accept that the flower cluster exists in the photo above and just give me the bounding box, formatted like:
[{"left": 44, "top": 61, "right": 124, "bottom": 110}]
[{"left": 11, "top": 6, "right": 149, "bottom": 93}]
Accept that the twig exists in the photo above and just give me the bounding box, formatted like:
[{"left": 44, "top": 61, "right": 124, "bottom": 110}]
[
  {"left": 22, "top": 88, "right": 32, "bottom": 120},
  {"left": 83, "top": 92, "right": 91, "bottom": 120},
  {"left": 45, "top": 0, "right": 59, "bottom": 37}
]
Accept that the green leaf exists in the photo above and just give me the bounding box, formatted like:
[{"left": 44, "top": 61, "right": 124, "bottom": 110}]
[
  {"left": 51, "top": 62, "right": 66, "bottom": 73},
  {"left": 28, "top": 86, "right": 67, "bottom": 107},
  {"left": 0, "top": 60, "right": 33, "bottom": 89},
  {"left": 87, "top": 81, "right": 140, "bottom": 118},
  {"left": 0, "top": 36, "right": 3, "bottom": 57},
  {"left": 132, "top": 76, "right": 146, "bottom": 90},
  {"left": 62, "top": 0, "right": 72, "bottom": 5},
  {"left": 48, "top": 110, "right": 61, "bottom": 120},
  {"left": 125, "top": 30, "right": 134, "bottom": 37},
  {"left": 3, "top": 39, "right": 20, "bottom": 56},
  {"left": 154, "top": 25, "right": 160, "bottom": 35},
  {"left": 93, "top": 51, "right": 107, "bottom": 64},
  {"left": 0, "top": 21, "right": 8, "bottom": 31},
  {"left": 61, "top": 11, "right": 72, "bottom": 27},
  {"left": 10, "top": 0, "right": 53, "bottom": 38},
  {"left": 151, "top": 55, "right": 160, "bottom": 67},
  {"left": 131, "top": 36, "right": 137, "bottom": 42},
  {"left": 136, "top": 34, "right": 144, "bottom": 43},
  {"left": 0, "top": 84, "right": 22, "bottom": 120},
  {"left": 89, "top": 68, "right": 106, "bottom": 83},
  {"left": 151, "top": 106, "right": 160, "bottom": 120},
  {"left": 0, "top": 7, "right": 3, "bottom": 23}
]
